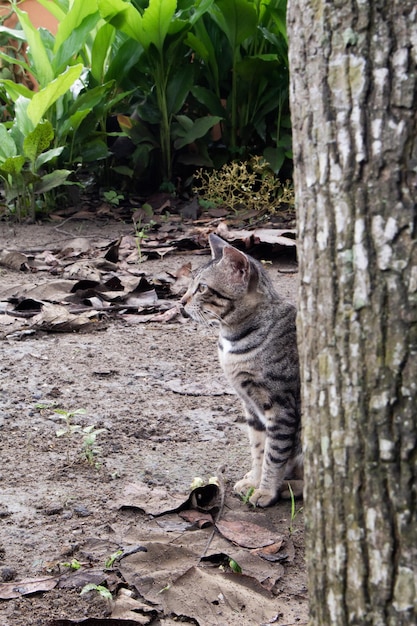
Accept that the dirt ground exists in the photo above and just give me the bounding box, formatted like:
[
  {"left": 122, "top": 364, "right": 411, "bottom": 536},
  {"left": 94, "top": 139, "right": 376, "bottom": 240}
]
[{"left": 0, "top": 220, "right": 307, "bottom": 626}]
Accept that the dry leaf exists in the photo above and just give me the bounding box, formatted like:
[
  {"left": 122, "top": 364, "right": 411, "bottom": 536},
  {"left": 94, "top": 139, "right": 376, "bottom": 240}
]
[
  {"left": 0, "top": 575, "right": 58, "bottom": 599},
  {"left": 215, "top": 519, "right": 278, "bottom": 549}
]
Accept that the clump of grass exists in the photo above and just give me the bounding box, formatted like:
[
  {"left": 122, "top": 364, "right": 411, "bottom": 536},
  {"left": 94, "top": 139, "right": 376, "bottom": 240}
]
[
  {"left": 287, "top": 482, "right": 304, "bottom": 535},
  {"left": 194, "top": 156, "right": 294, "bottom": 216},
  {"left": 53, "top": 407, "right": 106, "bottom": 467}
]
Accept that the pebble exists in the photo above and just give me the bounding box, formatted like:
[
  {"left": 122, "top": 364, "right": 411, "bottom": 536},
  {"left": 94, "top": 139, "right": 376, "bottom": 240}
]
[
  {"left": 1, "top": 567, "right": 16, "bottom": 582},
  {"left": 73, "top": 504, "right": 91, "bottom": 518},
  {"left": 43, "top": 503, "right": 64, "bottom": 516}
]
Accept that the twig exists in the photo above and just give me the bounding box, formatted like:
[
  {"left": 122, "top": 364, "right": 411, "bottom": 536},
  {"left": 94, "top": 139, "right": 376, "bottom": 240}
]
[{"left": 198, "top": 464, "right": 227, "bottom": 561}]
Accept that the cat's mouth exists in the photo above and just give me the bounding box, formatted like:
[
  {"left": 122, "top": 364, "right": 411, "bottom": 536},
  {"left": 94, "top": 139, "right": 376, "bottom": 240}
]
[{"left": 180, "top": 305, "right": 190, "bottom": 319}]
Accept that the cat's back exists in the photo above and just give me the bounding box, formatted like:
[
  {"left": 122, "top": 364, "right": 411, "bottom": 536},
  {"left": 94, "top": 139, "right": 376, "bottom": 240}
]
[{"left": 219, "top": 285, "right": 299, "bottom": 396}]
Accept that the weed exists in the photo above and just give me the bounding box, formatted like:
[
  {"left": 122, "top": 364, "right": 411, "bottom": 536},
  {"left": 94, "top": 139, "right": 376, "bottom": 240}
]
[
  {"left": 229, "top": 558, "right": 242, "bottom": 574},
  {"left": 102, "top": 190, "right": 124, "bottom": 206},
  {"left": 80, "top": 583, "right": 112, "bottom": 601},
  {"left": 61, "top": 558, "right": 81, "bottom": 571},
  {"left": 287, "top": 483, "right": 304, "bottom": 535},
  {"left": 81, "top": 425, "right": 107, "bottom": 468},
  {"left": 241, "top": 486, "right": 255, "bottom": 505},
  {"left": 133, "top": 210, "right": 156, "bottom": 263},
  {"left": 194, "top": 156, "right": 294, "bottom": 216},
  {"left": 54, "top": 408, "right": 86, "bottom": 438},
  {"left": 105, "top": 550, "right": 123, "bottom": 569},
  {"left": 54, "top": 408, "right": 106, "bottom": 467}
]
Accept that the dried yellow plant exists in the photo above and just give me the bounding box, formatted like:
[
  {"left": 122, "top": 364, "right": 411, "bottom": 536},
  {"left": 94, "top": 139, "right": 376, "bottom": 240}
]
[{"left": 194, "top": 156, "right": 294, "bottom": 216}]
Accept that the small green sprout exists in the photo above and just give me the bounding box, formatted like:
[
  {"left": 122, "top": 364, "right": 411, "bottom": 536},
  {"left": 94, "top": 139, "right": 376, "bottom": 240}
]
[
  {"left": 61, "top": 558, "right": 81, "bottom": 570},
  {"left": 241, "top": 486, "right": 255, "bottom": 505},
  {"left": 288, "top": 482, "right": 304, "bottom": 535},
  {"left": 54, "top": 408, "right": 86, "bottom": 437},
  {"left": 103, "top": 190, "right": 124, "bottom": 206},
  {"left": 80, "top": 583, "right": 112, "bottom": 600},
  {"left": 105, "top": 550, "right": 123, "bottom": 569},
  {"left": 81, "top": 426, "right": 107, "bottom": 467},
  {"left": 229, "top": 559, "right": 242, "bottom": 574}
]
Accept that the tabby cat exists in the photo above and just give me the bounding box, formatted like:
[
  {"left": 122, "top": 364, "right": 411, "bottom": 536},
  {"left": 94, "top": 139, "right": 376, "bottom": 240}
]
[{"left": 181, "top": 234, "right": 303, "bottom": 507}]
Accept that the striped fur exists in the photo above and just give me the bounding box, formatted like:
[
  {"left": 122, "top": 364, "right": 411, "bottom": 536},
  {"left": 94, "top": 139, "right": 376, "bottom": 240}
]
[{"left": 181, "top": 234, "right": 303, "bottom": 507}]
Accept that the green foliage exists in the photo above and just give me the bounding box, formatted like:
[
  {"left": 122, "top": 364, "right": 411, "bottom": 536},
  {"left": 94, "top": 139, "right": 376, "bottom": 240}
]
[
  {"left": 288, "top": 482, "right": 304, "bottom": 535},
  {"left": 61, "top": 558, "right": 82, "bottom": 570},
  {"left": 80, "top": 583, "right": 113, "bottom": 600},
  {"left": 81, "top": 425, "right": 108, "bottom": 467},
  {"left": 0, "top": 0, "right": 292, "bottom": 214},
  {"left": 54, "top": 408, "right": 106, "bottom": 467}
]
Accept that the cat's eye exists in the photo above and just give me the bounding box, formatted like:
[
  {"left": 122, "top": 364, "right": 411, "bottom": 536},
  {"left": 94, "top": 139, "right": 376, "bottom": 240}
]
[{"left": 197, "top": 283, "right": 208, "bottom": 293}]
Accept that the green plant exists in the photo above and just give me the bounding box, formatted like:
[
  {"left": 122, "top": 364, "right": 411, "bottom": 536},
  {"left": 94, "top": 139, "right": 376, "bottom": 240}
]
[
  {"left": 133, "top": 207, "right": 156, "bottom": 263},
  {"left": 229, "top": 558, "right": 242, "bottom": 573},
  {"left": 98, "top": 0, "right": 221, "bottom": 184},
  {"left": 102, "top": 189, "right": 124, "bottom": 206},
  {"left": 194, "top": 155, "right": 294, "bottom": 215},
  {"left": 61, "top": 558, "right": 81, "bottom": 571},
  {"left": 105, "top": 550, "right": 123, "bottom": 569},
  {"left": 81, "top": 425, "right": 107, "bottom": 467},
  {"left": 188, "top": 0, "right": 291, "bottom": 172},
  {"left": 241, "top": 486, "right": 255, "bottom": 505},
  {"left": 287, "top": 482, "right": 303, "bottom": 535},
  {"left": 55, "top": 408, "right": 87, "bottom": 438},
  {"left": 0, "top": 0, "right": 132, "bottom": 215},
  {"left": 80, "top": 583, "right": 112, "bottom": 601},
  {"left": 54, "top": 408, "right": 106, "bottom": 467}
]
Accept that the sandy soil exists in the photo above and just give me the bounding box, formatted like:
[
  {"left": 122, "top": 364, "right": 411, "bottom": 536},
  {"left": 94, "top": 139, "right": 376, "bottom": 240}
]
[{"left": 0, "top": 220, "right": 307, "bottom": 626}]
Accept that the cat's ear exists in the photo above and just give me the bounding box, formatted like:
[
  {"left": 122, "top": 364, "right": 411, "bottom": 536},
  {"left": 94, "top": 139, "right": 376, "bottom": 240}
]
[
  {"left": 209, "top": 233, "right": 228, "bottom": 260},
  {"left": 222, "top": 245, "right": 250, "bottom": 284},
  {"left": 209, "top": 234, "right": 249, "bottom": 284}
]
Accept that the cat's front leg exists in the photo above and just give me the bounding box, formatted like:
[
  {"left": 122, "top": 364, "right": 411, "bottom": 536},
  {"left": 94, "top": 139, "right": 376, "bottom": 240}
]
[
  {"left": 233, "top": 418, "right": 265, "bottom": 496},
  {"left": 247, "top": 430, "right": 289, "bottom": 507}
]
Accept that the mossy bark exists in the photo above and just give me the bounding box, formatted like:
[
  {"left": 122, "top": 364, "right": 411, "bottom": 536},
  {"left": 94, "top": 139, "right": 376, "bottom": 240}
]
[{"left": 287, "top": 1, "right": 417, "bottom": 624}]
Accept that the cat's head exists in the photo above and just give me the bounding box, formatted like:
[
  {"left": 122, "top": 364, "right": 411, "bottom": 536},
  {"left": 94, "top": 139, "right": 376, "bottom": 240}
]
[{"left": 181, "top": 234, "right": 259, "bottom": 325}]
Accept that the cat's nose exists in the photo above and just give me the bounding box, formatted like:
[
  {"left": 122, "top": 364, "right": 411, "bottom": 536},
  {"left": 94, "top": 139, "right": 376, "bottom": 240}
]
[{"left": 180, "top": 305, "right": 190, "bottom": 318}]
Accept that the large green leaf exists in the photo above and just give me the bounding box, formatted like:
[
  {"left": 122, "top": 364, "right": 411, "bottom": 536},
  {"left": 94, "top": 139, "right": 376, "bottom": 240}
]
[
  {"left": 0, "top": 125, "right": 17, "bottom": 161},
  {"left": 105, "top": 37, "right": 143, "bottom": 84},
  {"left": 191, "top": 86, "right": 226, "bottom": 117},
  {"left": 138, "top": 0, "right": 177, "bottom": 53},
  {"left": 27, "top": 65, "right": 84, "bottom": 127},
  {"left": 91, "top": 23, "right": 115, "bottom": 83},
  {"left": 173, "top": 115, "right": 223, "bottom": 149},
  {"left": 34, "top": 170, "right": 72, "bottom": 194},
  {"left": 0, "top": 155, "right": 26, "bottom": 176},
  {"left": 209, "top": 0, "right": 257, "bottom": 50},
  {"left": 98, "top": 0, "right": 143, "bottom": 42},
  {"left": 53, "top": 12, "right": 101, "bottom": 71},
  {"left": 166, "top": 64, "right": 194, "bottom": 116},
  {"left": 54, "top": 0, "right": 99, "bottom": 52},
  {"left": 14, "top": 97, "right": 35, "bottom": 140},
  {"left": 0, "top": 26, "right": 27, "bottom": 42},
  {"left": 15, "top": 7, "right": 54, "bottom": 87},
  {"left": 23, "top": 121, "right": 54, "bottom": 164},
  {"left": 0, "top": 79, "right": 33, "bottom": 103},
  {"left": 36, "top": 147, "right": 65, "bottom": 170},
  {"left": 37, "top": 0, "right": 66, "bottom": 22}
]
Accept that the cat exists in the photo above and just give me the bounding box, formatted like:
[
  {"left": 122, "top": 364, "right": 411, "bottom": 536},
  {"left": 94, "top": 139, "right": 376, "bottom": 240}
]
[{"left": 181, "top": 233, "right": 303, "bottom": 507}]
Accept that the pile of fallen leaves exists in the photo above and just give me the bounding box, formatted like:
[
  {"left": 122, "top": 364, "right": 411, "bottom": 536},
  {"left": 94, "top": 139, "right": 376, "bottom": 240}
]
[
  {"left": 0, "top": 479, "right": 303, "bottom": 625},
  {"left": 0, "top": 217, "right": 296, "bottom": 338}
]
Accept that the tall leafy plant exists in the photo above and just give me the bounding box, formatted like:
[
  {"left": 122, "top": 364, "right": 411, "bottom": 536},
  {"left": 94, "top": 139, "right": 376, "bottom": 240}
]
[
  {"left": 98, "top": 0, "right": 220, "bottom": 183},
  {"left": 0, "top": 0, "right": 133, "bottom": 215},
  {"left": 188, "top": 0, "right": 291, "bottom": 173}
]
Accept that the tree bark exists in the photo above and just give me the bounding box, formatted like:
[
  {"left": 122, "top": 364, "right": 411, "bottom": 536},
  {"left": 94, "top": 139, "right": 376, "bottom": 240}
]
[{"left": 287, "top": 1, "right": 417, "bottom": 624}]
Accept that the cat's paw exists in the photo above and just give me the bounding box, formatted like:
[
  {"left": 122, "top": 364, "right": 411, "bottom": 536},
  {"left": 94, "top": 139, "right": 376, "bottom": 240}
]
[
  {"left": 233, "top": 476, "right": 259, "bottom": 496},
  {"left": 248, "top": 488, "right": 278, "bottom": 508}
]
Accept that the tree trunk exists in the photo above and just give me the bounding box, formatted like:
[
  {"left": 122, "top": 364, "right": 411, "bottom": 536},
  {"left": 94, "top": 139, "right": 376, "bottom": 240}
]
[{"left": 287, "top": 1, "right": 417, "bottom": 624}]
